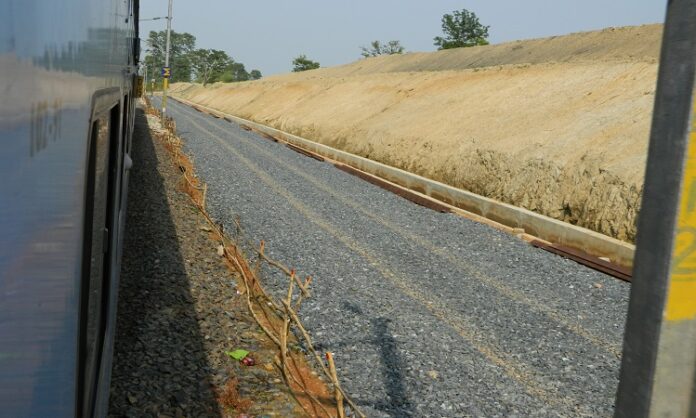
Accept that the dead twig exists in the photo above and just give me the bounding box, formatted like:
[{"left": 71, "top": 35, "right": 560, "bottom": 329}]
[
  {"left": 257, "top": 250, "right": 311, "bottom": 297},
  {"left": 327, "top": 352, "right": 345, "bottom": 418},
  {"left": 273, "top": 356, "right": 335, "bottom": 418},
  {"left": 281, "top": 271, "right": 295, "bottom": 380}
]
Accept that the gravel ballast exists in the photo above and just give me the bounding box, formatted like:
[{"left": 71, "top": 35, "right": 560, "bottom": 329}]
[
  {"left": 154, "top": 97, "right": 630, "bottom": 417},
  {"left": 108, "top": 108, "right": 306, "bottom": 418}
]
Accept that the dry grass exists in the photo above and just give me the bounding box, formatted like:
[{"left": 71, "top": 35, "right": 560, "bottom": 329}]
[{"left": 217, "top": 379, "right": 253, "bottom": 413}]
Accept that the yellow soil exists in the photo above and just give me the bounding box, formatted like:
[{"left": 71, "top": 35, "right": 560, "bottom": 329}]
[{"left": 172, "top": 24, "right": 663, "bottom": 242}]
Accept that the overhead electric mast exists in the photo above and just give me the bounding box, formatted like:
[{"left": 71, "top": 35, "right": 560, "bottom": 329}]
[{"left": 162, "top": 0, "right": 173, "bottom": 116}]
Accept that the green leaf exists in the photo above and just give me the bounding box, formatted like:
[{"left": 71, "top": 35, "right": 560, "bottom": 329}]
[{"left": 225, "top": 349, "right": 250, "bottom": 361}]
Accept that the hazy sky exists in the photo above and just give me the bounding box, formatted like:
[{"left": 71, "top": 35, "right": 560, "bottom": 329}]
[{"left": 139, "top": 1, "right": 666, "bottom": 76}]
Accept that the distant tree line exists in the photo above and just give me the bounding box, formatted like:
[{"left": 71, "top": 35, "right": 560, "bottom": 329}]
[
  {"left": 290, "top": 8, "right": 490, "bottom": 73},
  {"left": 358, "top": 9, "right": 488, "bottom": 56},
  {"left": 144, "top": 8, "right": 490, "bottom": 79},
  {"left": 145, "top": 30, "right": 262, "bottom": 86}
]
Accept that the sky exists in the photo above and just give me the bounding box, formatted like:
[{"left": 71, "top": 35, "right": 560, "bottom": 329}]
[{"left": 139, "top": 0, "right": 666, "bottom": 76}]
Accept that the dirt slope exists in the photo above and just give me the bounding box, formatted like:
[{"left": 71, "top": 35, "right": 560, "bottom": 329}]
[{"left": 172, "top": 25, "right": 663, "bottom": 242}]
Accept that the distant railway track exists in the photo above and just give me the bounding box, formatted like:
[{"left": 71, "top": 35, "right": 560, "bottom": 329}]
[{"left": 171, "top": 96, "right": 635, "bottom": 282}]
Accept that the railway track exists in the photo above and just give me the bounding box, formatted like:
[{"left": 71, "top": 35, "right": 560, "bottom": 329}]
[{"left": 152, "top": 96, "right": 630, "bottom": 417}]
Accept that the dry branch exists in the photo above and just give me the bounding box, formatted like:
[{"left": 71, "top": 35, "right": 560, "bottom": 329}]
[{"left": 327, "top": 352, "right": 345, "bottom": 418}]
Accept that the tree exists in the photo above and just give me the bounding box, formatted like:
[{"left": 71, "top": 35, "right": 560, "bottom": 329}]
[
  {"left": 292, "top": 55, "right": 320, "bottom": 72},
  {"left": 146, "top": 30, "right": 197, "bottom": 82},
  {"left": 433, "top": 9, "right": 490, "bottom": 50},
  {"left": 144, "top": 29, "right": 260, "bottom": 85},
  {"left": 360, "top": 40, "right": 405, "bottom": 58},
  {"left": 250, "top": 69, "right": 263, "bottom": 80},
  {"left": 190, "top": 49, "right": 232, "bottom": 85},
  {"left": 220, "top": 62, "right": 250, "bottom": 82}
]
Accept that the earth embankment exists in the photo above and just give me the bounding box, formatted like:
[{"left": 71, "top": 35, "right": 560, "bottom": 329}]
[{"left": 171, "top": 24, "right": 663, "bottom": 242}]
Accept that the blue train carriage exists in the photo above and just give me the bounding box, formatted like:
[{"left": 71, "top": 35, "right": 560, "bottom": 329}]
[{"left": 0, "top": 0, "right": 140, "bottom": 416}]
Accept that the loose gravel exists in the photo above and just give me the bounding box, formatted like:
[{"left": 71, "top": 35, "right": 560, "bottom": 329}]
[
  {"left": 108, "top": 108, "right": 306, "bottom": 418},
  {"left": 154, "top": 97, "right": 631, "bottom": 417}
]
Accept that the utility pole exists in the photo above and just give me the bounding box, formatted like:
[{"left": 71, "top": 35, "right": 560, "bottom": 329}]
[
  {"left": 162, "top": 0, "right": 173, "bottom": 116},
  {"left": 615, "top": 0, "right": 696, "bottom": 416},
  {"left": 143, "top": 63, "right": 148, "bottom": 96}
]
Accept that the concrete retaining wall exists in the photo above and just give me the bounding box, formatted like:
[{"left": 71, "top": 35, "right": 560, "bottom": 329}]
[{"left": 172, "top": 95, "right": 635, "bottom": 269}]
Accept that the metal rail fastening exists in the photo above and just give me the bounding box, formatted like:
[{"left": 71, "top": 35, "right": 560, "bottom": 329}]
[{"left": 615, "top": 1, "right": 696, "bottom": 417}]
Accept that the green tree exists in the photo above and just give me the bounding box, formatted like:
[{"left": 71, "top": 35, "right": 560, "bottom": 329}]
[
  {"left": 143, "top": 50, "right": 161, "bottom": 88},
  {"left": 191, "top": 49, "right": 232, "bottom": 85},
  {"left": 144, "top": 29, "right": 261, "bottom": 85},
  {"left": 146, "top": 30, "right": 197, "bottom": 82},
  {"left": 434, "top": 9, "right": 489, "bottom": 50},
  {"left": 360, "top": 40, "right": 405, "bottom": 58},
  {"left": 220, "top": 62, "right": 251, "bottom": 82},
  {"left": 292, "top": 55, "right": 320, "bottom": 72}
]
